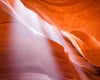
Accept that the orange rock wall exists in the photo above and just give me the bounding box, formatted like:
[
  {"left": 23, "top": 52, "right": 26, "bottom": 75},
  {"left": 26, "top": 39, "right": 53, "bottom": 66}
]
[{"left": 0, "top": 0, "right": 100, "bottom": 80}]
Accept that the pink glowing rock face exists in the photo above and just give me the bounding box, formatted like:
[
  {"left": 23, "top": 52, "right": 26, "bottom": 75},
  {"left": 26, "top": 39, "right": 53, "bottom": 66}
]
[{"left": 0, "top": 0, "right": 100, "bottom": 80}]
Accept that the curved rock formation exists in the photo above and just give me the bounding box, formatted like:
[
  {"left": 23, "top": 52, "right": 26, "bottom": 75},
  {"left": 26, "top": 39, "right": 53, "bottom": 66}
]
[
  {"left": 0, "top": 0, "right": 100, "bottom": 80},
  {"left": 20, "top": 0, "right": 100, "bottom": 67}
]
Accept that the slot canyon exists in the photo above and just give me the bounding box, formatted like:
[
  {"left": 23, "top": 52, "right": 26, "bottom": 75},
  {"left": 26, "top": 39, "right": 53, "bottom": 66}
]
[{"left": 0, "top": 0, "right": 100, "bottom": 80}]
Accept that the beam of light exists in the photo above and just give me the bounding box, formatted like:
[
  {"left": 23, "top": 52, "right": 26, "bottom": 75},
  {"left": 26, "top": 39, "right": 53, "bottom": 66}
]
[
  {"left": 36, "top": 14, "right": 89, "bottom": 80},
  {"left": 0, "top": 0, "right": 90, "bottom": 80},
  {"left": 0, "top": 0, "right": 45, "bottom": 37},
  {"left": 0, "top": 0, "right": 62, "bottom": 80}
]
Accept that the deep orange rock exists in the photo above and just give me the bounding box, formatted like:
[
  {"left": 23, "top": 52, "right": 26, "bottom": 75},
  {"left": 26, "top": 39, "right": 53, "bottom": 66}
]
[
  {"left": 0, "top": 1, "right": 77, "bottom": 79},
  {"left": 0, "top": 0, "right": 100, "bottom": 80},
  {"left": 21, "top": 0, "right": 100, "bottom": 42},
  {"left": 20, "top": 0, "right": 100, "bottom": 68}
]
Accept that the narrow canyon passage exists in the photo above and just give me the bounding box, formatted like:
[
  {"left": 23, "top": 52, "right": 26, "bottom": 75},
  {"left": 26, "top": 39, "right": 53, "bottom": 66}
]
[{"left": 0, "top": 0, "right": 100, "bottom": 80}]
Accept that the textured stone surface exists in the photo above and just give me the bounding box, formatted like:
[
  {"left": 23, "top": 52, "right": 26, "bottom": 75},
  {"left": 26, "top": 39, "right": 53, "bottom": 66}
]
[
  {"left": 20, "top": 0, "right": 100, "bottom": 67},
  {"left": 21, "top": 0, "right": 100, "bottom": 42},
  {"left": 0, "top": 0, "right": 100, "bottom": 80},
  {"left": 0, "top": 1, "right": 76, "bottom": 80}
]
